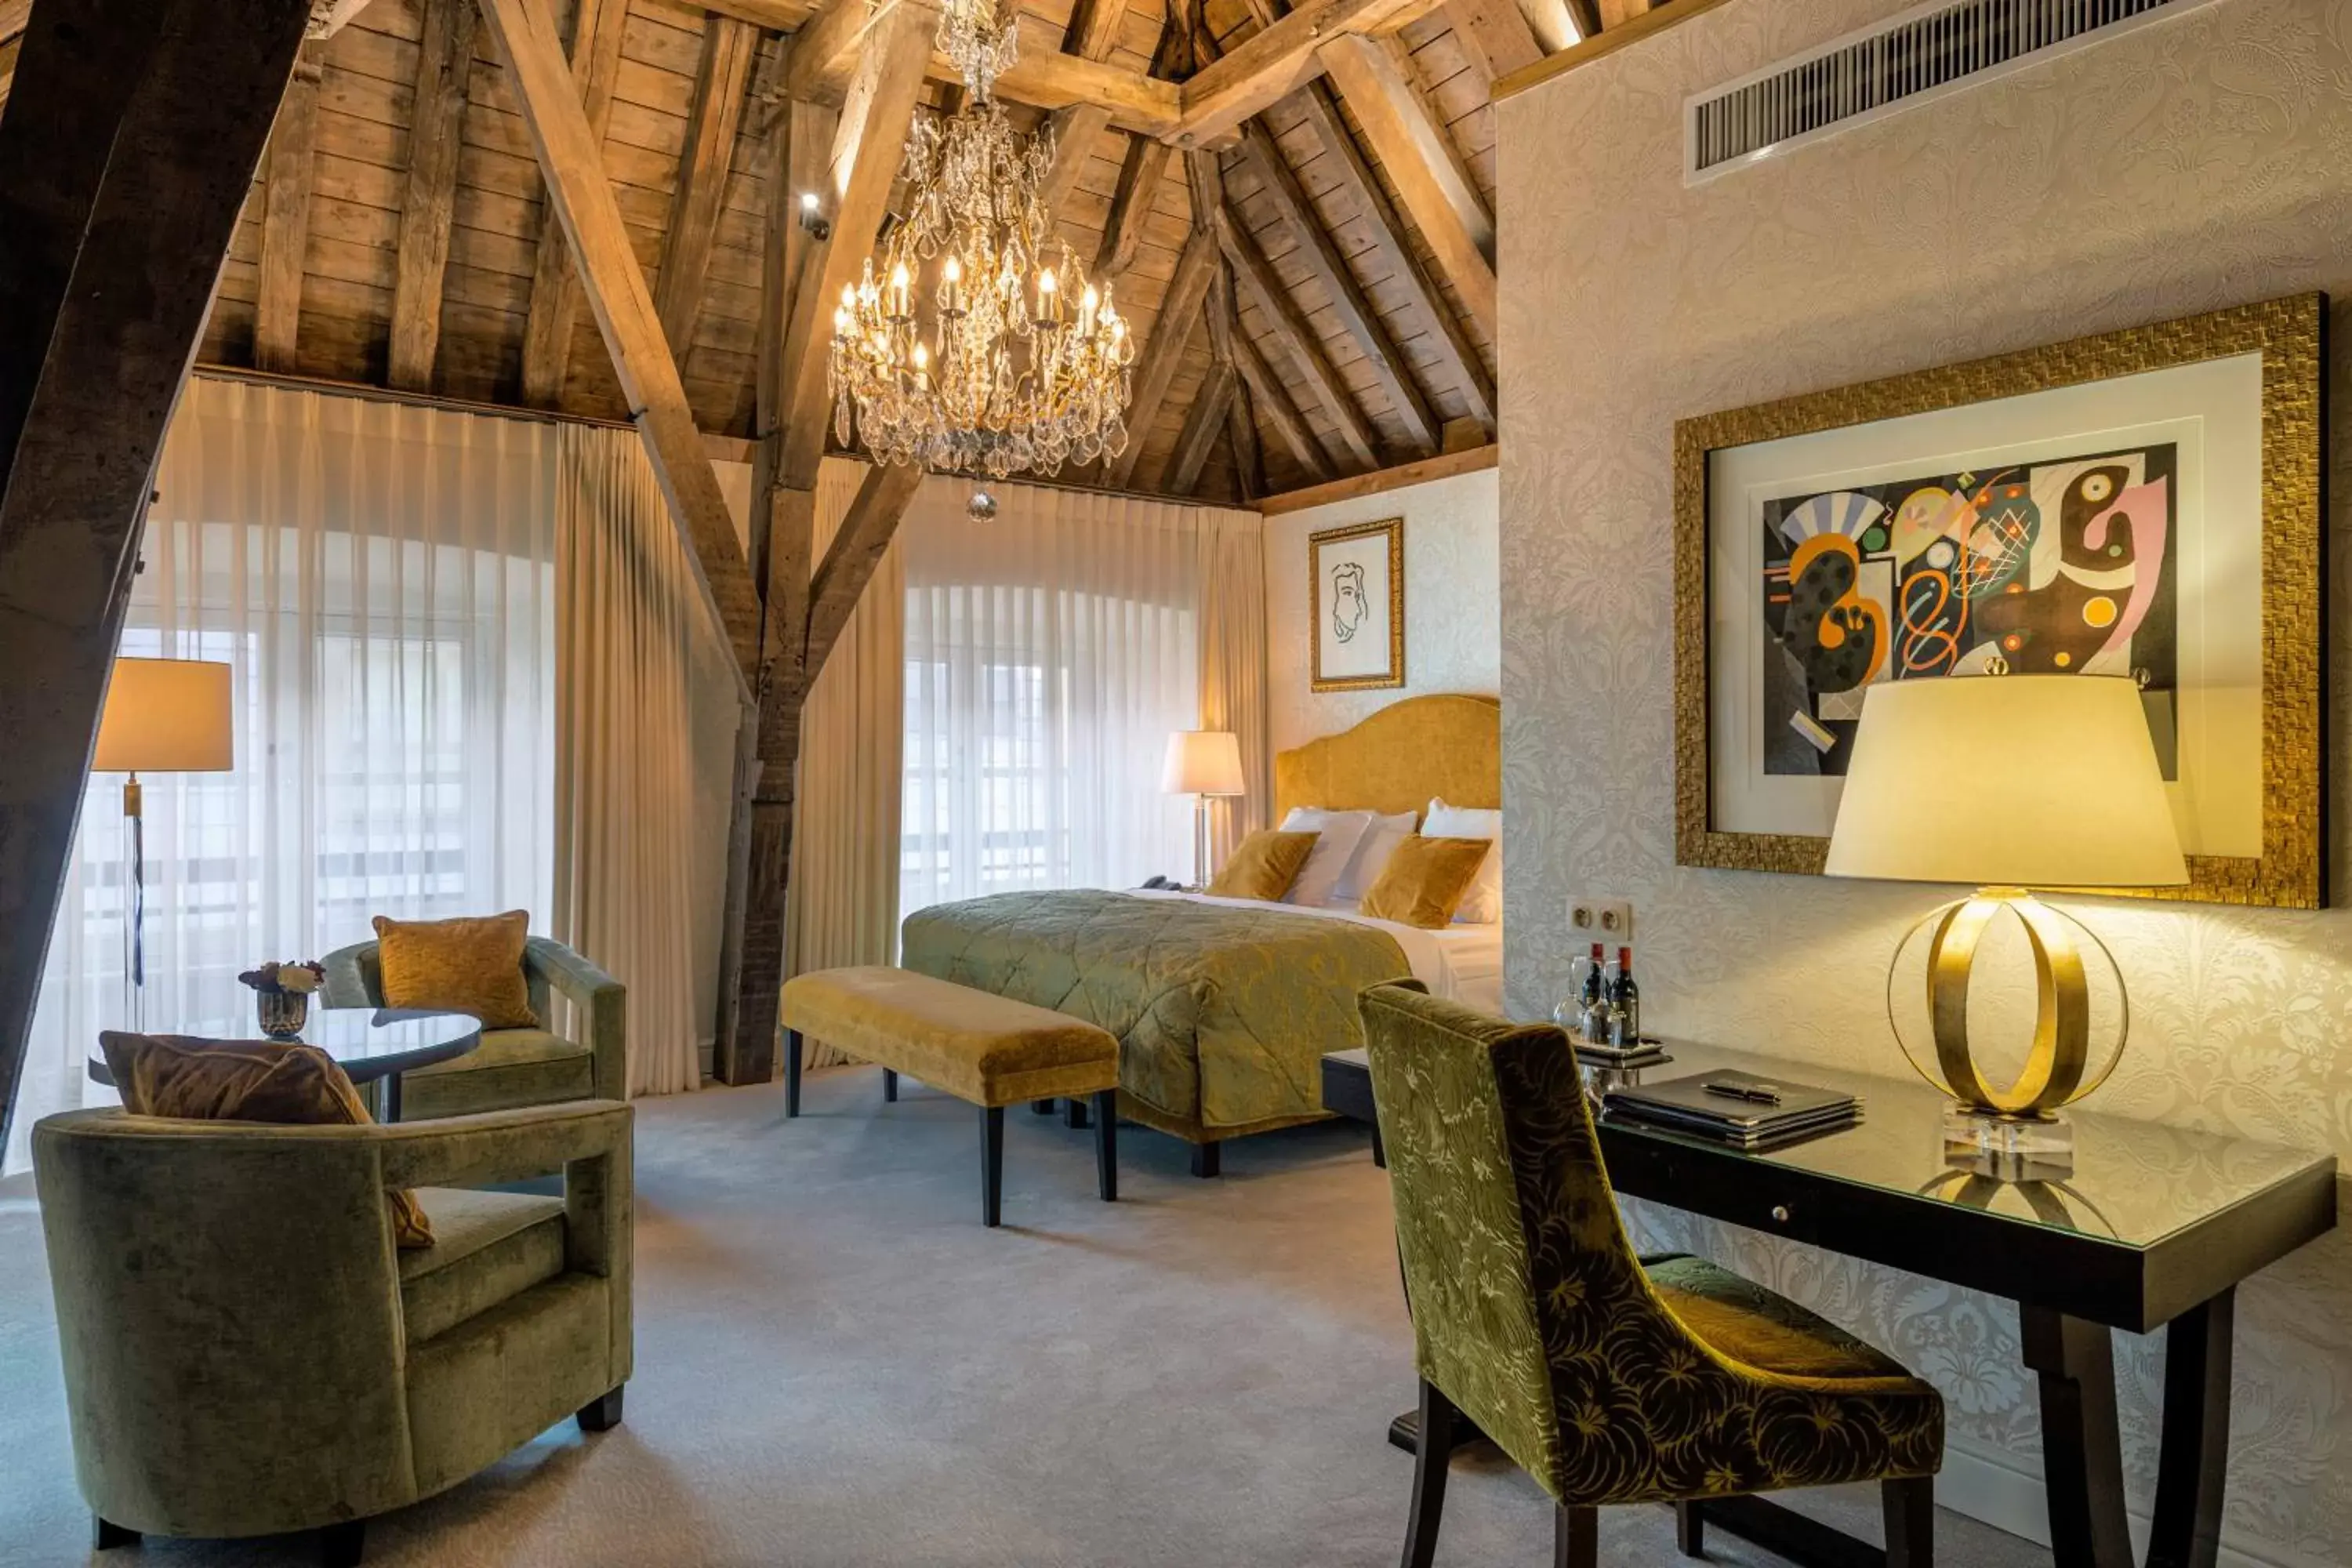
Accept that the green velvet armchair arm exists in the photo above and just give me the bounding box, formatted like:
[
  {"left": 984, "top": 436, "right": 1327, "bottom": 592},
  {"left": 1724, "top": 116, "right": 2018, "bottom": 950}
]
[{"left": 320, "top": 932, "right": 627, "bottom": 1105}]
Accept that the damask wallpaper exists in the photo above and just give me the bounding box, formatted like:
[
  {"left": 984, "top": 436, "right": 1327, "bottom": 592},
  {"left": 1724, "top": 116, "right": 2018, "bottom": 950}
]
[{"left": 1496, "top": 0, "right": 2352, "bottom": 1560}]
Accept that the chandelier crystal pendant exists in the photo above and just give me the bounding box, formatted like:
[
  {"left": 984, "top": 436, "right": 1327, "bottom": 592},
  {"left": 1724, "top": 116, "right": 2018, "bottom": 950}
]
[
  {"left": 935, "top": 0, "right": 1022, "bottom": 103},
  {"left": 827, "top": 93, "right": 1135, "bottom": 482}
]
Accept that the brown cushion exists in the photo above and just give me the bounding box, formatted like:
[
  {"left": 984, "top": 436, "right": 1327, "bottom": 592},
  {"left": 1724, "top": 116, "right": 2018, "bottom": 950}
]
[
  {"left": 372, "top": 910, "right": 538, "bottom": 1029},
  {"left": 1360, "top": 834, "right": 1492, "bottom": 928},
  {"left": 1207, "top": 829, "right": 1319, "bottom": 902},
  {"left": 98, "top": 1032, "right": 434, "bottom": 1248}
]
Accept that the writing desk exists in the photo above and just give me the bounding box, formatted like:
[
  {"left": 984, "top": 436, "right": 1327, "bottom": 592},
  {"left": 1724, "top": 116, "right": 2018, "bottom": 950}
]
[{"left": 1319, "top": 1043, "right": 2337, "bottom": 1568}]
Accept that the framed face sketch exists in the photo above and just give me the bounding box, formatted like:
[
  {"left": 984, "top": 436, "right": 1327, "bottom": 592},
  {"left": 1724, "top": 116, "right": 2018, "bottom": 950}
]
[
  {"left": 1311, "top": 518, "right": 1405, "bottom": 691},
  {"left": 1674, "top": 292, "right": 2326, "bottom": 909}
]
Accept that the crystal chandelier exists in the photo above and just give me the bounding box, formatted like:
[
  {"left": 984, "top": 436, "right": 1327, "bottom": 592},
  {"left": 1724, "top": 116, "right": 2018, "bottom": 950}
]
[
  {"left": 935, "top": 0, "right": 1022, "bottom": 103},
  {"left": 827, "top": 96, "right": 1134, "bottom": 481}
]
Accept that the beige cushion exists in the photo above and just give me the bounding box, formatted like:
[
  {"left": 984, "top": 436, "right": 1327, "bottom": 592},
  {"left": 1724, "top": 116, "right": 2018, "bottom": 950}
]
[
  {"left": 372, "top": 911, "right": 539, "bottom": 1029},
  {"left": 401, "top": 1189, "right": 567, "bottom": 1342},
  {"left": 780, "top": 966, "right": 1118, "bottom": 1108}
]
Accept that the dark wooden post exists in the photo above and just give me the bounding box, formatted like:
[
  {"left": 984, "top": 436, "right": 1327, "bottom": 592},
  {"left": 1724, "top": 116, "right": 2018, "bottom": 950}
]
[{"left": 0, "top": 0, "right": 315, "bottom": 1152}]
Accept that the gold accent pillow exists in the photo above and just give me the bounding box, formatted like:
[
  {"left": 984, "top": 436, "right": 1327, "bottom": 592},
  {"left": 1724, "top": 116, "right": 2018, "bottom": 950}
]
[
  {"left": 100, "top": 1033, "right": 434, "bottom": 1249},
  {"left": 1207, "top": 829, "right": 1320, "bottom": 902},
  {"left": 1360, "top": 835, "right": 1493, "bottom": 929},
  {"left": 372, "top": 911, "right": 538, "bottom": 1029}
]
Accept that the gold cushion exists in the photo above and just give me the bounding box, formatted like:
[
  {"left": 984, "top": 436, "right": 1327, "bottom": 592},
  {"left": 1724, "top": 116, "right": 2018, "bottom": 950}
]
[
  {"left": 1207, "top": 829, "right": 1319, "bottom": 902},
  {"left": 99, "top": 1032, "right": 434, "bottom": 1248},
  {"left": 1646, "top": 1254, "right": 1920, "bottom": 1385},
  {"left": 779, "top": 966, "right": 1118, "bottom": 1109},
  {"left": 372, "top": 910, "right": 538, "bottom": 1029},
  {"left": 1360, "top": 835, "right": 1491, "bottom": 928}
]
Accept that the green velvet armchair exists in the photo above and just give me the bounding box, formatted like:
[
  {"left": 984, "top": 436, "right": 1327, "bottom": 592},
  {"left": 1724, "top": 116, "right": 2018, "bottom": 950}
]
[
  {"left": 323, "top": 934, "right": 625, "bottom": 1120},
  {"left": 33, "top": 1099, "right": 634, "bottom": 1567},
  {"left": 1359, "top": 982, "right": 1945, "bottom": 1568}
]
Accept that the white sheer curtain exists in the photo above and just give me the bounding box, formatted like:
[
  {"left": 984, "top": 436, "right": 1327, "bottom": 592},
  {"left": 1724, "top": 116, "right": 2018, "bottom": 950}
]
[
  {"left": 900, "top": 482, "right": 1261, "bottom": 913},
  {"left": 5, "top": 376, "right": 559, "bottom": 1173}
]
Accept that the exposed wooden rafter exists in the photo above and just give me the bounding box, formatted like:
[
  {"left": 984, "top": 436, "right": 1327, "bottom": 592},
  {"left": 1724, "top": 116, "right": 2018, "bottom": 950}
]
[
  {"left": 1171, "top": 0, "right": 1434, "bottom": 147},
  {"left": 804, "top": 460, "right": 924, "bottom": 679},
  {"left": 1317, "top": 31, "right": 1496, "bottom": 339},
  {"left": 254, "top": 43, "right": 325, "bottom": 375},
  {"left": 1039, "top": 0, "right": 1152, "bottom": 213},
  {"left": 515, "top": 0, "right": 630, "bottom": 408},
  {"left": 1214, "top": 202, "right": 1380, "bottom": 472},
  {"left": 655, "top": 18, "right": 758, "bottom": 364},
  {"left": 1105, "top": 223, "right": 1218, "bottom": 489},
  {"left": 1097, "top": 16, "right": 1190, "bottom": 280},
  {"left": 1234, "top": 118, "right": 1440, "bottom": 455},
  {"left": 1443, "top": 0, "right": 1542, "bottom": 81},
  {"left": 479, "top": 0, "right": 761, "bottom": 691},
  {"left": 387, "top": 0, "right": 480, "bottom": 391}
]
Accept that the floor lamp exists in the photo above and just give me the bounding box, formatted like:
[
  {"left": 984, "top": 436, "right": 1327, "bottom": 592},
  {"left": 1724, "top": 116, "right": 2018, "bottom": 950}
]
[
  {"left": 1162, "top": 731, "right": 1246, "bottom": 890},
  {"left": 91, "top": 658, "right": 234, "bottom": 1031}
]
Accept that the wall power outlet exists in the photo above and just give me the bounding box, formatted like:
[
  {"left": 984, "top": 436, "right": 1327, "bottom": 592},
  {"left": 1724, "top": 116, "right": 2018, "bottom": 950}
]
[{"left": 1566, "top": 895, "right": 1634, "bottom": 953}]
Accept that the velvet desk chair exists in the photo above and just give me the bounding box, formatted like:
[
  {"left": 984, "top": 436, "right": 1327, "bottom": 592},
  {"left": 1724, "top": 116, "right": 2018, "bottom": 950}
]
[
  {"left": 34, "top": 1100, "right": 633, "bottom": 1566},
  {"left": 1359, "top": 982, "right": 1945, "bottom": 1568},
  {"left": 324, "top": 934, "right": 624, "bottom": 1120}
]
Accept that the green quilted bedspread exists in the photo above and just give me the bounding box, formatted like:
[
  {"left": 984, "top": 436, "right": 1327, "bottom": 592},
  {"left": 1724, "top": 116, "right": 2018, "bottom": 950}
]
[{"left": 899, "top": 891, "right": 1411, "bottom": 1131}]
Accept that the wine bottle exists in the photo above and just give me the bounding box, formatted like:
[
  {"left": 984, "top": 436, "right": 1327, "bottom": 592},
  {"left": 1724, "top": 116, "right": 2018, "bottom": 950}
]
[
  {"left": 1606, "top": 946, "right": 1640, "bottom": 1047},
  {"left": 1577, "top": 942, "right": 1608, "bottom": 1042}
]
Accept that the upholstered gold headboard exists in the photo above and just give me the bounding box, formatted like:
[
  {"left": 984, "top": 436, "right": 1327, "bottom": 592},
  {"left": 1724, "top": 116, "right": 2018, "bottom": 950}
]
[{"left": 1272, "top": 694, "right": 1501, "bottom": 821}]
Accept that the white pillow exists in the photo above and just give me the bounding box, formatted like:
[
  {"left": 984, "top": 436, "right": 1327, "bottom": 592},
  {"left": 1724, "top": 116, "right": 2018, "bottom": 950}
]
[
  {"left": 1335, "top": 810, "right": 1418, "bottom": 905},
  {"left": 1277, "top": 808, "right": 1374, "bottom": 907},
  {"left": 1423, "top": 797, "right": 1502, "bottom": 924}
]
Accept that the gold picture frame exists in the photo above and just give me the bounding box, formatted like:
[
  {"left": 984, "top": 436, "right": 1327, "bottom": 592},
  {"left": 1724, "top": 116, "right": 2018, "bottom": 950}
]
[
  {"left": 1310, "top": 517, "right": 1406, "bottom": 691},
  {"left": 1674, "top": 292, "right": 2327, "bottom": 909}
]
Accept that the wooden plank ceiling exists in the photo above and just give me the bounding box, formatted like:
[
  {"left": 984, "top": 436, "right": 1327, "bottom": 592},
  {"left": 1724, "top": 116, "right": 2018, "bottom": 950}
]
[{"left": 0, "top": 0, "right": 1669, "bottom": 504}]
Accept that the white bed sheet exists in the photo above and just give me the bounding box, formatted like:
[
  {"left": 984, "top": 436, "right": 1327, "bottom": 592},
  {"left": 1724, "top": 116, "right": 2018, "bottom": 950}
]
[{"left": 1129, "top": 890, "right": 1504, "bottom": 1016}]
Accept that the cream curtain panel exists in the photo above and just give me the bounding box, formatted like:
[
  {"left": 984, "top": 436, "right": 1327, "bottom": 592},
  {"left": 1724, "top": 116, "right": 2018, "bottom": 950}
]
[
  {"left": 899, "top": 481, "right": 1264, "bottom": 914},
  {"left": 1196, "top": 510, "right": 1269, "bottom": 864},
  {"left": 8, "top": 377, "right": 559, "bottom": 1173},
  {"left": 782, "top": 460, "right": 906, "bottom": 1069},
  {"left": 553, "top": 425, "right": 739, "bottom": 1097}
]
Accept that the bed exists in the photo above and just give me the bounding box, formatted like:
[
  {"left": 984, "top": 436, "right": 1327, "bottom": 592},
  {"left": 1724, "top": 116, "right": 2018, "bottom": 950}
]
[{"left": 898, "top": 694, "right": 1501, "bottom": 1166}]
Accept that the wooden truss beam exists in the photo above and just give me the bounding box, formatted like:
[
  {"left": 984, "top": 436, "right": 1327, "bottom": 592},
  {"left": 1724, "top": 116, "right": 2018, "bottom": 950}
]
[
  {"left": 1227, "top": 295, "right": 1332, "bottom": 483},
  {"left": 1214, "top": 202, "right": 1379, "bottom": 472},
  {"left": 1105, "top": 224, "right": 1218, "bottom": 490},
  {"left": 1443, "top": 0, "right": 1542, "bottom": 80},
  {"left": 656, "top": 16, "right": 759, "bottom": 363},
  {"left": 480, "top": 0, "right": 761, "bottom": 689},
  {"left": 1037, "top": 0, "right": 1151, "bottom": 214},
  {"left": 0, "top": 0, "right": 313, "bottom": 1153},
  {"left": 1164, "top": 358, "right": 1235, "bottom": 495},
  {"left": 1235, "top": 118, "right": 1439, "bottom": 455},
  {"left": 1171, "top": 0, "right": 1433, "bottom": 147},
  {"left": 387, "top": 0, "right": 480, "bottom": 391},
  {"left": 1317, "top": 32, "right": 1497, "bottom": 339},
  {"left": 515, "top": 0, "right": 630, "bottom": 408},
  {"left": 804, "top": 460, "right": 924, "bottom": 681},
  {"left": 1287, "top": 79, "right": 1494, "bottom": 430},
  {"left": 254, "top": 43, "right": 325, "bottom": 375}
]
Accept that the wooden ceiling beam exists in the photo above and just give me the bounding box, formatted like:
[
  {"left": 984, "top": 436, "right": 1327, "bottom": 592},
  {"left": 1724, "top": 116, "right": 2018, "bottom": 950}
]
[
  {"left": 1165, "top": 358, "right": 1236, "bottom": 495},
  {"left": 1225, "top": 375, "right": 1265, "bottom": 500},
  {"left": 655, "top": 16, "right": 759, "bottom": 364},
  {"left": 1105, "top": 223, "right": 1218, "bottom": 489},
  {"left": 253, "top": 43, "right": 325, "bottom": 375},
  {"left": 704, "top": 0, "right": 826, "bottom": 28},
  {"left": 1040, "top": 0, "right": 1157, "bottom": 218},
  {"left": 480, "top": 0, "right": 761, "bottom": 693},
  {"left": 387, "top": 0, "right": 480, "bottom": 391},
  {"left": 515, "top": 0, "right": 630, "bottom": 408},
  {"left": 0, "top": 0, "right": 315, "bottom": 1152},
  {"left": 1170, "top": 0, "right": 1436, "bottom": 147},
  {"left": 1443, "top": 0, "right": 1542, "bottom": 81},
  {"left": 1541, "top": 0, "right": 1592, "bottom": 49},
  {"left": 1285, "top": 78, "right": 1493, "bottom": 429},
  {"left": 1099, "top": 13, "right": 1190, "bottom": 280},
  {"left": 1594, "top": 0, "right": 1653, "bottom": 25},
  {"left": 1229, "top": 318, "right": 1331, "bottom": 483},
  {"left": 1316, "top": 31, "right": 1496, "bottom": 338},
  {"left": 308, "top": 0, "right": 381, "bottom": 37},
  {"left": 1235, "top": 117, "right": 1440, "bottom": 455},
  {"left": 804, "top": 459, "right": 923, "bottom": 682},
  {"left": 1213, "top": 201, "right": 1379, "bottom": 472}
]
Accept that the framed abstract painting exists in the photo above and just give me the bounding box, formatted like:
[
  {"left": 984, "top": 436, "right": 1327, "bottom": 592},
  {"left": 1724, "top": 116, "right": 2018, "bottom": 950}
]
[
  {"left": 1673, "top": 292, "right": 2326, "bottom": 909},
  {"left": 1311, "top": 517, "right": 1405, "bottom": 691}
]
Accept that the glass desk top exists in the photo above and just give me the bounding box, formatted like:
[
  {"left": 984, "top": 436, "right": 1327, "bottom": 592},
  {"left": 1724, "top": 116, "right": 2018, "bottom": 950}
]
[{"left": 89, "top": 1008, "right": 481, "bottom": 1086}]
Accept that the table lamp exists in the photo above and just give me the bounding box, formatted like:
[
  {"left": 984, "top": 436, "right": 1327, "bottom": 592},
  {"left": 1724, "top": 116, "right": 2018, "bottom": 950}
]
[
  {"left": 1824, "top": 674, "right": 2186, "bottom": 1167},
  {"left": 1162, "top": 730, "right": 1246, "bottom": 889},
  {"left": 92, "top": 657, "right": 235, "bottom": 1029}
]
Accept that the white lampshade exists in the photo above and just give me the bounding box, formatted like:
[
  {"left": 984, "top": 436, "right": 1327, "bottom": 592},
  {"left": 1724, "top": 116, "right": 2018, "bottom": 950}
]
[
  {"left": 1824, "top": 675, "right": 2186, "bottom": 889},
  {"left": 1162, "top": 730, "right": 1246, "bottom": 797},
  {"left": 93, "top": 658, "right": 234, "bottom": 774}
]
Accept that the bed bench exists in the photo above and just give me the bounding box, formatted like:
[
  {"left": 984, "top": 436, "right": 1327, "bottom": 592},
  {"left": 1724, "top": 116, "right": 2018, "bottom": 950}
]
[{"left": 778, "top": 966, "right": 1120, "bottom": 1226}]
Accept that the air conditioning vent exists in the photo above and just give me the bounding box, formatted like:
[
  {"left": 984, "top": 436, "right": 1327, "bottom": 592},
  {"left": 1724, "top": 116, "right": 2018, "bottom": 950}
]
[{"left": 1685, "top": 0, "right": 2214, "bottom": 181}]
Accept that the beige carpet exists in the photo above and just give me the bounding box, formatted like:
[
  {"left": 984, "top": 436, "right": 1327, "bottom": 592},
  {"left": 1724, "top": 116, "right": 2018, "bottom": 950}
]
[{"left": 0, "top": 1069, "right": 2045, "bottom": 1566}]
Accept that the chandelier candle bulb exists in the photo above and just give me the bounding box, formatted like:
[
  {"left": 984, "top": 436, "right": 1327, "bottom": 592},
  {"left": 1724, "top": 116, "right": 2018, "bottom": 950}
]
[{"left": 941, "top": 255, "right": 964, "bottom": 316}]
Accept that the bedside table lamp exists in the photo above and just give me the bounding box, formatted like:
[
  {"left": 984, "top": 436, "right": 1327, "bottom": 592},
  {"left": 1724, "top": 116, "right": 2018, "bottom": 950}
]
[
  {"left": 1825, "top": 674, "right": 2186, "bottom": 1166},
  {"left": 1163, "top": 730, "right": 1246, "bottom": 889},
  {"left": 92, "top": 657, "right": 234, "bottom": 1029}
]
